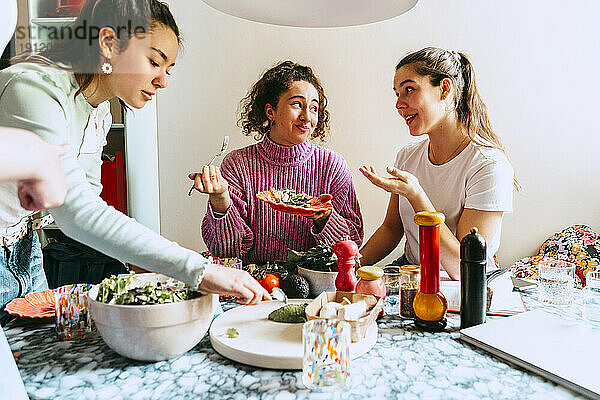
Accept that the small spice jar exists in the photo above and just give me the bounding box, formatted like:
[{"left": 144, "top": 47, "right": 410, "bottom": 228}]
[
  {"left": 399, "top": 265, "right": 420, "bottom": 319},
  {"left": 356, "top": 266, "right": 386, "bottom": 317},
  {"left": 383, "top": 266, "right": 401, "bottom": 297}
]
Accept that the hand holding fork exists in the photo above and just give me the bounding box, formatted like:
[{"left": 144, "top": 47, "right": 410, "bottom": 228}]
[{"left": 187, "top": 136, "right": 229, "bottom": 196}]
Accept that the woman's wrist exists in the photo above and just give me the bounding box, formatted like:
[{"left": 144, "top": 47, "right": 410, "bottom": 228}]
[
  {"left": 311, "top": 209, "right": 332, "bottom": 232},
  {"left": 209, "top": 192, "right": 231, "bottom": 213},
  {"left": 408, "top": 187, "right": 433, "bottom": 213},
  {"left": 312, "top": 217, "right": 327, "bottom": 232}
]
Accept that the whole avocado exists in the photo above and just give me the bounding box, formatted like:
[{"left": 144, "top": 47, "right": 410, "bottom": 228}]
[{"left": 279, "top": 274, "right": 310, "bottom": 299}]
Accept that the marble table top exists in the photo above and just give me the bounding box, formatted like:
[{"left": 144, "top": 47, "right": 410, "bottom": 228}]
[{"left": 3, "top": 291, "right": 589, "bottom": 400}]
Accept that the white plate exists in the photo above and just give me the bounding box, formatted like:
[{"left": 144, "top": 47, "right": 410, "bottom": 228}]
[{"left": 209, "top": 300, "right": 378, "bottom": 370}]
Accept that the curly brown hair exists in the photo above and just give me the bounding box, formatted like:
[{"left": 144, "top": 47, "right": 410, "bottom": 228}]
[{"left": 238, "top": 61, "right": 330, "bottom": 141}]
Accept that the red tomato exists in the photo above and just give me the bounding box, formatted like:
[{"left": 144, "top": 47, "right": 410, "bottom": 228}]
[{"left": 259, "top": 274, "right": 280, "bottom": 292}]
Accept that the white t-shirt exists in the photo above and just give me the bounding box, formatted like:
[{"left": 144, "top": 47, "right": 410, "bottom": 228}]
[
  {"left": 394, "top": 137, "right": 514, "bottom": 270},
  {"left": 1, "top": 0, "right": 18, "bottom": 54}
]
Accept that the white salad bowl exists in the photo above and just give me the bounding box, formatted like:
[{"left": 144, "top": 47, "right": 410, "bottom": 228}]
[
  {"left": 297, "top": 266, "right": 338, "bottom": 297},
  {"left": 88, "top": 273, "right": 216, "bottom": 361}
]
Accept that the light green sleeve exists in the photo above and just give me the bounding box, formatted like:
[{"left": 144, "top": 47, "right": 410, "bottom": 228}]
[
  {"left": 0, "top": 71, "right": 70, "bottom": 145},
  {"left": 0, "top": 70, "right": 208, "bottom": 288}
]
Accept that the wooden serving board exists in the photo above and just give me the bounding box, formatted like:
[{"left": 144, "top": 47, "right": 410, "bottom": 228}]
[{"left": 209, "top": 300, "right": 378, "bottom": 370}]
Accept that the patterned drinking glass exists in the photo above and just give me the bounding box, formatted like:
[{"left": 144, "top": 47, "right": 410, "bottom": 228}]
[
  {"left": 55, "top": 283, "right": 96, "bottom": 340},
  {"left": 302, "top": 319, "right": 350, "bottom": 391}
]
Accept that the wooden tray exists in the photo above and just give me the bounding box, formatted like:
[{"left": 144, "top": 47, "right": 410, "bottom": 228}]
[
  {"left": 305, "top": 291, "right": 383, "bottom": 342},
  {"left": 209, "top": 300, "right": 377, "bottom": 370}
]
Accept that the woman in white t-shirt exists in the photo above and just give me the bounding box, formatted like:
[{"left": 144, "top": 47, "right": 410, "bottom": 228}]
[{"left": 359, "top": 47, "right": 516, "bottom": 279}]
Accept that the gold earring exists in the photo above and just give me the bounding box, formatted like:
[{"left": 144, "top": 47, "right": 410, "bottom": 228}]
[{"left": 101, "top": 62, "right": 113, "bottom": 75}]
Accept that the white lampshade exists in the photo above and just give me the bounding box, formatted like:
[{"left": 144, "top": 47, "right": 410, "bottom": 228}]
[{"left": 200, "top": 0, "right": 419, "bottom": 28}]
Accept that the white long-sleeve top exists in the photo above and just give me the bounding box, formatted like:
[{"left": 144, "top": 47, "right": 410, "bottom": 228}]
[{"left": 0, "top": 63, "right": 208, "bottom": 288}]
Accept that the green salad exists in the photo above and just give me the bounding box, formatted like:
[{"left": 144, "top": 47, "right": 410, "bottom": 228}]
[
  {"left": 270, "top": 188, "right": 314, "bottom": 208},
  {"left": 97, "top": 273, "right": 202, "bottom": 305}
]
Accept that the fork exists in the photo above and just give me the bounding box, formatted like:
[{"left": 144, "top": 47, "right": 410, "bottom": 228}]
[
  {"left": 486, "top": 267, "right": 509, "bottom": 285},
  {"left": 187, "top": 136, "right": 230, "bottom": 196}
]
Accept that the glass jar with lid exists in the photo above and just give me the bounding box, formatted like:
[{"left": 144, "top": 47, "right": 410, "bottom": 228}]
[{"left": 399, "top": 265, "right": 420, "bottom": 319}]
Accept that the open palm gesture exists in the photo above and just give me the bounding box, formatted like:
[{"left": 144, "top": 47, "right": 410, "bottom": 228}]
[{"left": 359, "top": 165, "right": 422, "bottom": 201}]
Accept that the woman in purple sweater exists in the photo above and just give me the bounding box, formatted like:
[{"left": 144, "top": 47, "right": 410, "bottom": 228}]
[{"left": 192, "top": 61, "right": 363, "bottom": 264}]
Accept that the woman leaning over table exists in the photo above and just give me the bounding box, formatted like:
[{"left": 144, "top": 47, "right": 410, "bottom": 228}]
[
  {"left": 359, "top": 47, "right": 517, "bottom": 280},
  {"left": 193, "top": 61, "right": 364, "bottom": 264},
  {"left": 0, "top": 0, "right": 67, "bottom": 212},
  {"left": 0, "top": 0, "right": 269, "bottom": 324}
]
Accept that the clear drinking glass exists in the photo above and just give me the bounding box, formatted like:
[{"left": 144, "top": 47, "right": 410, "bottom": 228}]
[
  {"left": 55, "top": 283, "right": 96, "bottom": 340},
  {"left": 583, "top": 271, "right": 600, "bottom": 326},
  {"left": 302, "top": 319, "right": 350, "bottom": 391},
  {"left": 538, "top": 259, "right": 575, "bottom": 306},
  {"left": 383, "top": 266, "right": 400, "bottom": 315}
]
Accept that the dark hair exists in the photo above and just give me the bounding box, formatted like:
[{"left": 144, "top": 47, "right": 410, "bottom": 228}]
[
  {"left": 238, "top": 61, "right": 330, "bottom": 142},
  {"left": 396, "top": 47, "right": 519, "bottom": 189},
  {"left": 13, "top": 0, "right": 180, "bottom": 106}
]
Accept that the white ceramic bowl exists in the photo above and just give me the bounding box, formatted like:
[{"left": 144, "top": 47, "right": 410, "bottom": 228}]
[
  {"left": 88, "top": 273, "right": 216, "bottom": 361},
  {"left": 297, "top": 267, "right": 338, "bottom": 297}
]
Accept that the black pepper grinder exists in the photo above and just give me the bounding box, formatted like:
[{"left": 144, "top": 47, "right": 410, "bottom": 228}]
[{"left": 460, "top": 227, "right": 487, "bottom": 329}]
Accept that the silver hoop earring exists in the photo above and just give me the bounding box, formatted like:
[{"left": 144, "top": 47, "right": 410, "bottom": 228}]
[{"left": 101, "top": 62, "right": 113, "bottom": 75}]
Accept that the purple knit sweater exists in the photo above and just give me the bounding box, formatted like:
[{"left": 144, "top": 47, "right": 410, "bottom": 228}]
[{"left": 201, "top": 136, "right": 364, "bottom": 264}]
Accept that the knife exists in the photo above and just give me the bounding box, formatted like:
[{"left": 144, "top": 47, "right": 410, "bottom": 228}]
[{"left": 271, "top": 287, "right": 288, "bottom": 304}]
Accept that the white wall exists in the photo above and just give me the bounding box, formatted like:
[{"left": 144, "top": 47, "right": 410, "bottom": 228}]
[
  {"left": 125, "top": 100, "right": 161, "bottom": 233},
  {"left": 155, "top": 0, "right": 600, "bottom": 267}
]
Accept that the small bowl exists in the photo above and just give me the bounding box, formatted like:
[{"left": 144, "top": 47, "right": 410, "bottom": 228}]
[
  {"left": 88, "top": 273, "right": 215, "bottom": 361},
  {"left": 297, "top": 267, "right": 338, "bottom": 297}
]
